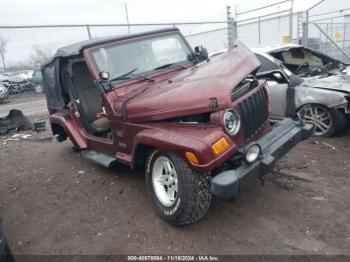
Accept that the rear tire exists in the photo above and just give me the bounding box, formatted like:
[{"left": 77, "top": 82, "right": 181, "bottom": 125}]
[{"left": 146, "top": 150, "right": 212, "bottom": 226}]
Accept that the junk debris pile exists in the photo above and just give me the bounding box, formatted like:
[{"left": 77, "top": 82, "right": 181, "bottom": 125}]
[{"left": 0, "top": 109, "right": 37, "bottom": 135}]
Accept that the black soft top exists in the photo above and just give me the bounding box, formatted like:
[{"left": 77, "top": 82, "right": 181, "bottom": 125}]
[
  {"left": 41, "top": 27, "right": 180, "bottom": 109},
  {"left": 46, "top": 27, "right": 179, "bottom": 65}
]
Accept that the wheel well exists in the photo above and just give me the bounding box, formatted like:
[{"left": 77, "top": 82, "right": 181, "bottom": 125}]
[
  {"left": 51, "top": 123, "right": 67, "bottom": 142},
  {"left": 296, "top": 102, "right": 347, "bottom": 116},
  {"left": 133, "top": 144, "right": 154, "bottom": 168},
  {"left": 296, "top": 102, "right": 328, "bottom": 112}
]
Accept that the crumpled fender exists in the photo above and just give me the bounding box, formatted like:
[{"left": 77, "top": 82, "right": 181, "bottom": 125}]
[{"left": 295, "top": 85, "right": 348, "bottom": 110}]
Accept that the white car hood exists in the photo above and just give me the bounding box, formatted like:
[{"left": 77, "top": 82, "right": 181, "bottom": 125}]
[{"left": 302, "top": 73, "right": 350, "bottom": 94}]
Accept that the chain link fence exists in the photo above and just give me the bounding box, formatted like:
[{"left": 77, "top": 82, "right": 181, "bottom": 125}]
[{"left": 305, "top": 22, "right": 350, "bottom": 63}]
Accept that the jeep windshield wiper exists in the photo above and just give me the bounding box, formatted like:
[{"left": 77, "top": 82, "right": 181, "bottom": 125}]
[
  {"left": 110, "top": 67, "right": 154, "bottom": 83},
  {"left": 153, "top": 63, "right": 187, "bottom": 70},
  {"left": 110, "top": 67, "right": 139, "bottom": 82}
]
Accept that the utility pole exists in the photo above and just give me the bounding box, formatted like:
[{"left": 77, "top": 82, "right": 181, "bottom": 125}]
[
  {"left": 227, "top": 6, "right": 234, "bottom": 48},
  {"left": 86, "top": 25, "right": 92, "bottom": 39},
  {"left": 124, "top": 3, "right": 131, "bottom": 35}
]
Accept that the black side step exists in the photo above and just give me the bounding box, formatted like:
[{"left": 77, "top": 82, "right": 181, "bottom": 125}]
[{"left": 81, "top": 150, "right": 117, "bottom": 168}]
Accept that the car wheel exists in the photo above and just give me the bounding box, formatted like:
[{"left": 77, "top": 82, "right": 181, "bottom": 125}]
[
  {"left": 146, "top": 150, "right": 212, "bottom": 226},
  {"left": 297, "top": 104, "right": 346, "bottom": 137},
  {"left": 34, "top": 84, "right": 43, "bottom": 93}
]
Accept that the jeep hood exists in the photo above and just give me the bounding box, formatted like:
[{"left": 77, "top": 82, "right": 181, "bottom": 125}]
[
  {"left": 302, "top": 74, "right": 350, "bottom": 94},
  {"left": 116, "top": 41, "right": 260, "bottom": 122}
]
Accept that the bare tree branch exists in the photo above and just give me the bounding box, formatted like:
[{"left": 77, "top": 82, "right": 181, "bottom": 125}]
[
  {"left": 0, "top": 34, "right": 9, "bottom": 71},
  {"left": 29, "top": 45, "right": 54, "bottom": 68}
]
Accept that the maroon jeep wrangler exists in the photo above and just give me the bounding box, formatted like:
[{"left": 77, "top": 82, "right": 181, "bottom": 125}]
[{"left": 41, "top": 28, "right": 313, "bottom": 225}]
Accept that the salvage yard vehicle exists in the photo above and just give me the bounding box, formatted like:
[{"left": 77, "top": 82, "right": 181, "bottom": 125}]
[
  {"left": 0, "top": 83, "right": 9, "bottom": 104},
  {"left": 0, "top": 71, "right": 37, "bottom": 95},
  {"left": 263, "top": 44, "right": 349, "bottom": 77},
  {"left": 31, "top": 69, "right": 44, "bottom": 93},
  {"left": 211, "top": 48, "right": 350, "bottom": 137},
  {"left": 42, "top": 28, "right": 313, "bottom": 225},
  {"left": 253, "top": 50, "right": 350, "bottom": 137}
]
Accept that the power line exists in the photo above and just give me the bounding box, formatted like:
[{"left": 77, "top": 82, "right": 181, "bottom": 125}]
[
  {"left": 309, "top": 7, "right": 350, "bottom": 17},
  {"left": 0, "top": 21, "right": 227, "bottom": 29},
  {"left": 236, "top": 0, "right": 291, "bottom": 15}
]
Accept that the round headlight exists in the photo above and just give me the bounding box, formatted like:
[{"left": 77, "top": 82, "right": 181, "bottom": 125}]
[
  {"left": 245, "top": 144, "right": 261, "bottom": 163},
  {"left": 223, "top": 109, "right": 240, "bottom": 135}
]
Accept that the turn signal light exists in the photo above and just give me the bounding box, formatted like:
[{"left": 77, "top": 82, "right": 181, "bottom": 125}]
[
  {"left": 212, "top": 137, "right": 229, "bottom": 155},
  {"left": 185, "top": 152, "right": 199, "bottom": 165}
]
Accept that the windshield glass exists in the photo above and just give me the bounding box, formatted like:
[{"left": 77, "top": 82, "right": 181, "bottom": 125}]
[{"left": 90, "top": 33, "right": 192, "bottom": 80}]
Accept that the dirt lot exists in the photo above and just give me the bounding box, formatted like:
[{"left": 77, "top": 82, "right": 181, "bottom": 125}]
[{"left": 0, "top": 127, "right": 350, "bottom": 255}]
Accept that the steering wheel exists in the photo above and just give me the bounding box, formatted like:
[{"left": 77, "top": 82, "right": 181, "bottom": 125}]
[{"left": 295, "top": 62, "right": 309, "bottom": 74}]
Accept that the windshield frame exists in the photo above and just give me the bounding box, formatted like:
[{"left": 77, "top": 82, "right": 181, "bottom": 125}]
[
  {"left": 83, "top": 31, "right": 194, "bottom": 82},
  {"left": 256, "top": 51, "right": 294, "bottom": 78}
]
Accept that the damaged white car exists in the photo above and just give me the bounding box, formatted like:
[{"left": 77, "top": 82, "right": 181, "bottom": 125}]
[
  {"left": 262, "top": 44, "right": 349, "bottom": 77},
  {"left": 253, "top": 50, "right": 349, "bottom": 137},
  {"left": 210, "top": 49, "right": 349, "bottom": 136}
]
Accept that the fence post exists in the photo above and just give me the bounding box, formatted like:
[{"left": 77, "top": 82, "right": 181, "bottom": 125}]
[
  {"left": 258, "top": 17, "right": 261, "bottom": 46},
  {"left": 86, "top": 25, "right": 92, "bottom": 40},
  {"left": 231, "top": 17, "right": 237, "bottom": 42},
  {"left": 125, "top": 3, "right": 131, "bottom": 35},
  {"left": 326, "top": 23, "right": 329, "bottom": 53},
  {"left": 289, "top": 0, "right": 294, "bottom": 42},
  {"left": 302, "top": 11, "right": 308, "bottom": 46},
  {"left": 343, "top": 23, "right": 346, "bottom": 49},
  {"left": 227, "top": 6, "right": 234, "bottom": 48}
]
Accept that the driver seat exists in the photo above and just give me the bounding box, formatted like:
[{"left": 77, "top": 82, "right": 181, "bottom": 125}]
[
  {"left": 90, "top": 116, "right": 110, "bottom": 133},
  {"left": 71, "top": 62, "right": 110, "bottom": 133}
]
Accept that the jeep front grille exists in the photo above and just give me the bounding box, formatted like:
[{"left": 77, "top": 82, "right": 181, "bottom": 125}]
[{"left": 238, "top": 87, "right": 269, "bottom": 142}]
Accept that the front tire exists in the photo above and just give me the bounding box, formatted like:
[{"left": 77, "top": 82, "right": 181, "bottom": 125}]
[
  {"left": 297, "top": 104, "right": 346, "bottom": 137},
  {"left": 146, "top": 150, "right": 212, "bottom": 226}
]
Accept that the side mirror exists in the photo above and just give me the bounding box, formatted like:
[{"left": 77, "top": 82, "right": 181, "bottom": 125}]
[
  {"left": 97, "top": 71, "right": 111, "bottom": 94},
  {"left": 99, "top": 71, "right": 109, "bottom": 80},
  {"left": 273, "top": 72, "right": 283, "bottom": 80},
  {"left": 194, "top": 46, "right": 209, "bottom": 62},
  {"left": 272, "top": 71, "right": 289, "bottom": 83}
]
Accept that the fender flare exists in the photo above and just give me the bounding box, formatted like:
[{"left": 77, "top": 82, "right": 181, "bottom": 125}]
[
  {"left": 130, "top": 128, "right": 209, "bottom": 169},
  {"left": 50, "top": 113, "right": 87, "bottom": 149}
]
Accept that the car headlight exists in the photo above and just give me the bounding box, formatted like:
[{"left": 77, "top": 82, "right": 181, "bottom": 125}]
[
  {"left": 223, "top": 109, "right": 240, "bottom": 135},
  {"left": 245, "top": 144, "right": 261, "bottom": 163}
]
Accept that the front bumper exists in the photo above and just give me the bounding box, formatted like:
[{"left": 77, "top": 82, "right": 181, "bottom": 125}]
[{"left": 211, "top": 118, "right": 314, "bottom": 198}]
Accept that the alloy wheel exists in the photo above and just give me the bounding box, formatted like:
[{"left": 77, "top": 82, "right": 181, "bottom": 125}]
[
  {"left": 298, "top": 105, "right": 332, "bottom": 136},
  {"left": 152, "top": 156, "right": 178, "bottom": 207}
]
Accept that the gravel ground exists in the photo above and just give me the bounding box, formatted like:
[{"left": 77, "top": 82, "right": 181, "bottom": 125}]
[{"left": 0, "top": 128, "right": 349, "bottom": 255}]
